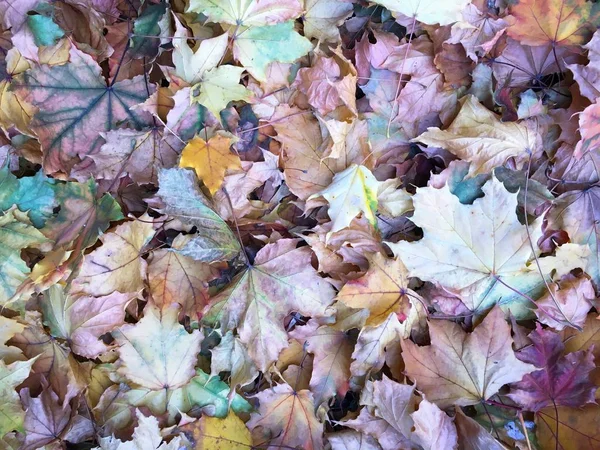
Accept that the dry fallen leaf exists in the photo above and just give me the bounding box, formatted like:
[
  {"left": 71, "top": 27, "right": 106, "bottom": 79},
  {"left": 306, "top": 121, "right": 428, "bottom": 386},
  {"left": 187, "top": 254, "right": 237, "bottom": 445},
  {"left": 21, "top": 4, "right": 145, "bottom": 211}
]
[{"left": 1, "top": 1, "right": 600, "bottom": 448}]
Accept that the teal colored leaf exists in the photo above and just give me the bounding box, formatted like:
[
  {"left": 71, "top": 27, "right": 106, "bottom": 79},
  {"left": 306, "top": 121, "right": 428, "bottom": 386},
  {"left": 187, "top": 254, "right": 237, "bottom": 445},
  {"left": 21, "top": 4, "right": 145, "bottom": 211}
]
[
  {"left": 233, "top": 21, "right": 312, "bottom": 82},
  {"left": 13, "top": 48, "right": 152, "bottom": 177},
  {"left": 0, "top": 164, "right": 57, "bottom": 227},
  {"left": 131, "top": 3, "right": 168, "bottom": 58},
  {"left": 27, "top": 14, "right": 64, "bottom": 47}
]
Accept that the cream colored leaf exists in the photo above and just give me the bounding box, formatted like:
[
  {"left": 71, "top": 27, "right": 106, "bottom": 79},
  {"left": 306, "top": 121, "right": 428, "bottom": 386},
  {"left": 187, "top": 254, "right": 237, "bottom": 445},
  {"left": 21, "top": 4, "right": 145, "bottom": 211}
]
[
  {"left": 388, "top": 176, "right": 589, "bottom": 316},
  {"left": 371, "top": 0, "right": 472, "bottom": 25},
  {"left": 414, "top": 95, "right": 540, "bottom": 176},
  {"left": 73, "top": 219, "right": 155, "bottom": 296},
  {"left": 172, "top": 14, "right": 228, "bottom": 85},
  {"left": 411, "top": 400, "right": 458, "bottom": 450},
  {"left": 309, "top": 164, "right": 382, "bottom": 236},
  {"left": 95, "top": 409, "right": 183, "bottom": 450},
  {"left": 113, "top": 304, "right": 202, "bottom": 390}
]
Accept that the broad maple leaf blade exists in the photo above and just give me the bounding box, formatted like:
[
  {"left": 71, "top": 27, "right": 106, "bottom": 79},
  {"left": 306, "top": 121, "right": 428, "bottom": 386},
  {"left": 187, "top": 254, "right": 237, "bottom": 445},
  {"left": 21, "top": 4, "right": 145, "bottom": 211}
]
[
  {"left": 41, "top": 285, "right": 135, "bottom": 358},
  {"left": 72, "top": 218, "right": 155, "bottom": 296},
  {"left": 414, "top": 95, "right": 540, "bottom": 176},
  {"left": 402, "top": 308, "right": 535, "bottom": 408},
  {"left": 204, "top": 238, "right": 335, "bottom": 371},
  {"left": 337, "top": 253, "right": 416, "bottom": 326},
  {"left": 179, "top": 133, "right": 241, "bottom": 195},
  {"left": 389, "top": 175, "right": 589, "bottom": 316},
  {"left": 507, "top": 0, "right": 600, "bottom": 46},
  {"left": 247, "top": 382, "right": 323, "bottom": 450},
  {"left": 508, "top": 324, "right": 597, "bottom": 411},
  {"left": 113, "top": 304, "right": 202, "bottom": 391},
  {"left": 155, "top": 168, "right": 240, "bottom": 262}
]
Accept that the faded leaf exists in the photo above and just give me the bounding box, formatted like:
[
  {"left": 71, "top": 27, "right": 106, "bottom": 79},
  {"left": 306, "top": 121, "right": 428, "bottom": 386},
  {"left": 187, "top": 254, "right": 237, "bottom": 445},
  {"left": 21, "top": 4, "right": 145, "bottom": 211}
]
[{"left": 402, "top": 308, "right": 535, "bottom": 408}]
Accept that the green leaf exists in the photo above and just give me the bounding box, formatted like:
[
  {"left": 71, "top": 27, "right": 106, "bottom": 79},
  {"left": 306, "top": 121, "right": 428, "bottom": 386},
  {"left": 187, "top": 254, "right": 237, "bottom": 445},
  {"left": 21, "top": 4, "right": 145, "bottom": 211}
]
[
  {"left": 233, "top": 21, "right": 312, "bottom": 82},
  {"left": 0, "top": 164, "right": 57, "bottom": 228},
  {"left": 126, "top": 369, "right": 252, "bottom": 421},
  {"left": 131, "top": 3, "right": 169, "bottom": 58},
  {"left": 13, "top": 47, "right": 151, "bottom": 177},
  {"left": 156, "top": 168, "right": 240, "bottom": 262}
]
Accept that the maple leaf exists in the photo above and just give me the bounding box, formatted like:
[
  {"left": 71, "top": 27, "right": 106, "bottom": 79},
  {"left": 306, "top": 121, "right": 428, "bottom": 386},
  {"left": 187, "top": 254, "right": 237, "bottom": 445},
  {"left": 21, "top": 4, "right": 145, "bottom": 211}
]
[
  {"left": 113, "top": 304, "right": 202, "bottom": 391},
  {"left": 0, "top": 316, "right": 24, "bottom": 362},
  {"left": 0, "top": 208, "right": 50, "bottom": 308},
  {"left": 203, "top": 238, "right": 335, "bottom": 371},
  {"left": 303, "top": 0, "right": 354, "bottom": 43},
  {"left": 187, "top": 0, "right": 303, "bottom": 27},
  {"left": 411, "top": 400, "right": 458, "bottom": 450},
  {"left": 91, "top": 128, "right": 183, "bottom": 184},
  {"left": 507, "top": 0, "right": 600, "bottom": 47},
  {"left": 574, "top": 100, "right": 600, "bottom": 175},
  {"left": 273, "top": 106, "right": 346, "bottom": 200},
  {"left": 371, "top": 0, "right": 471, "bottom": 25},
  {"left": 295, "top": 52, "right": 357, "bottom": 116},
  {"left": 414, "top": 95, "right": 541, "bottom": 177},
  {"left": 508, "top": 324, "right": 597, "bottom": 411},
  {"left": 337, "top": 253, "right": 419, "bottom": 326},
  {"left": 13, "top": 47, "right": 152, "bottom": 177},
  {"left": 72, "top": 218, "right": 155, "bottom": 296},
  {"left": 535, "top": 274, "right": 595, "bottom": 330},
  {"left": 95, "top": 410, "right": 183, "bottom": 450},
  {"left": 343, "top": 376, "right": 418, "bottom": 450},
  {"left": 171, "top": 16, "right": 228, "bottom": 86},
  {"left": 454, "top": 408, "right": 506, "bottom": 450},
  {"left": 191, "top": 65, "right": 252, "bottom": 121},
  {"left": 210, "top": 330, "right": 258, "bottom": 391},
  {"left": 10, "top": 313, "right": 87, "bottom": 405},
  {"left": 388, "top": 175, "right": 589, "bottom": 316},
  {"left": 247, "top": 382, "right": 323, "bottom": 450},
  {"left": 327, "top": 431, "right": 382, "bottom": 450},
  {"left": 290, "top": 308, "right": 363, "bottom": 407},
  {"left": 147, "top": 235, "right": 219, "bottom": 317},
  {"left": 0, "top": 358, "right": 36, "bottom": 437},
  {"left": 309, "top": 164, "right": 382, "bottom": 236},
  {"left": 0, "top": 164, "right": 57, "bottom": 228},
  {"left": 0, "top": 48, "right": 34, "bottom": 135},
  {"left": 41, "top": 284, "right": 135, "bottom": 358},
  {"left": 568, "top": 30, "right": 600, "bottom": 101},
  {"left": 124, "top": 368, "right": 251, "bottom": 422},
  {"left": 20, "top": 385, "right": 92, "bottom": 450},
  {"left": 155, "top": 168, "right": 240, "bottom": 263},
  {"left": 178, "top": 411, "right": 252, "bottom": 450},
  {"left": 536, "top": 404, "right": 600, "bottom": 450},
  {"left": 402, "top": 307, "right": 535, "bottom": 408},
  {"left": 547, "top": 186, "right": 600, "bottom": 287},
  {"left": 179, "top": 133, "right": 241, "bottom": 194},
  {"left": 40, "top": 177, "right": 123, "bottom": 253},
  {"left": 233, "top": 21, "right": 313, "bottom": 82}
]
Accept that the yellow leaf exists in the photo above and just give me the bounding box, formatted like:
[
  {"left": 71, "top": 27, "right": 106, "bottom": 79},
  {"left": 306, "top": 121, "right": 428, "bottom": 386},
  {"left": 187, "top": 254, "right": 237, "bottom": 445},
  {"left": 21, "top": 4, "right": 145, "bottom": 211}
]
[
  {"left": 0, "top": 49, "right": 34, "bottom": 135},
  {"left": 181, "top": 412, "right": 252, "bottom": 450},
  {"left": 179, "top": 134, "right": 241, "bottom": 195}
]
